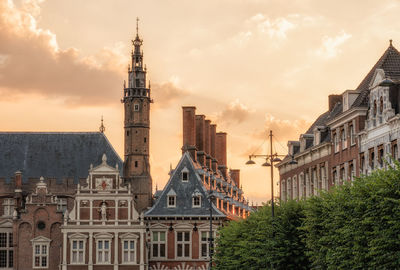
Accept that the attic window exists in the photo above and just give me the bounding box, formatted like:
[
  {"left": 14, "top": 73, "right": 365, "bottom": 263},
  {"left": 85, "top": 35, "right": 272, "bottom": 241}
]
[
  {"left": 192, "top": 196, "right": 201, "bottom": 208},
  {"left": 181, "top": 168, "right": 189, "bottom": 182},
  {"left": 167, "top": 196, "right": 176, "bottom": 208}
]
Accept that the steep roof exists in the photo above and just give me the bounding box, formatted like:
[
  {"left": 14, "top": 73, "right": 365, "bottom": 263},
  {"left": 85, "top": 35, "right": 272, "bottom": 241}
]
[
  {"left": 352, "top": 44, "right": 400, "bottom": 107},
  {"left": 0, "top": 132, "right": 122, "bottom": 182},
  {"left": 145, "top": 152, "right": 225, "bottom": 217}
]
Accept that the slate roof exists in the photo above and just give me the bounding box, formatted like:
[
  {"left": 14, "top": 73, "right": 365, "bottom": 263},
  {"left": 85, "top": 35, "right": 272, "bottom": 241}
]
[
  {"left": 352, "top": 44, "right": 400, "bottom": 107},
  {"left": 145, "top": 152, "right": 225, "bottom": 217},
  {"left": 0, "top": 132, "right": 122, "bottom": 183}
]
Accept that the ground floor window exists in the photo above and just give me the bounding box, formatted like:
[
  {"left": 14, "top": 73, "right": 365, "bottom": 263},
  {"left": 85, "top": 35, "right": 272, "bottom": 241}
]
[
  {"left": 71, "top": 240, "right": 85, "bottom": 264},
  {"left": 0, "top": 232, "right": 12, "bottom": 268},
  {"left": 200, "top": 231, "right": 216, "bottom": 258},
  {"left": 151, "top": 231, "right": 166, "bottom": 258},
  {"left": 176, "top": 231, "right": 190, "bottom": 258}
]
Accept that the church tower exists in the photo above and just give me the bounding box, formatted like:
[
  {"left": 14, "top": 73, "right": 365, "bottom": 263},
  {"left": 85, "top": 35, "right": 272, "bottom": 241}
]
[{"left": 122, "top": 18, "right": 153, "bottom": 213}]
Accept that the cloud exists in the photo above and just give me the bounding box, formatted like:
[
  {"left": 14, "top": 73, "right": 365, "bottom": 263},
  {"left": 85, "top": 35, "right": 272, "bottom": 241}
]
[
  {"left": 216, "top": 99, "right": 253, "bottom": 126},
  {"left": 0, "top": 0, "right": 126, "bottom": 106},
  {"left": 316, "top": 30, "right": 352, "bottom": 58},
  {"left": 151, "top": 82, "right": 188, "bottom": 109}
]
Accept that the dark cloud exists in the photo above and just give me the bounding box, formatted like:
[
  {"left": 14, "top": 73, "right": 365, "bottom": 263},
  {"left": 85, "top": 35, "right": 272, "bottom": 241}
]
[{"left": 0, "top": 0, "right": 125, "bottom": 106}]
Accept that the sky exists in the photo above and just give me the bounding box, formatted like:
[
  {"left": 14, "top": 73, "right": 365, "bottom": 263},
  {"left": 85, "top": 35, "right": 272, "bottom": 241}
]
[{"left": 0, "top": 0, "right": 399, "bottom": 204}]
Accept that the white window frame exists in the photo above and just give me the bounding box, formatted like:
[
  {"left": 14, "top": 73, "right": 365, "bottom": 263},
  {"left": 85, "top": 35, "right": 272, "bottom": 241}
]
[
  {"left": 122, "top": 239, "right": 136, "bottom": 264},
  {"left": 151, "top": 231, "right": 166, "bottom": 259},
  {"left": 341, "top": 128, "right": 347, "bottom": 149},
  {"left": 2, "top": 199, "right": 14, "bottom": 217},
  {"left": 200, "top": 231, "right": 216, "bottom": 258},
  {"left": 192, "top": 195, "right": 201, "bottom": 208},
  {"left": 181, "top": 167, "right": 189, "bottom": 182},
  {"left": 334, "top": 133, "right": 339, "bottom": 153},
  {"left": 175, "top": 231, "right": 191, "bottom": 259},
  {"left": 31, "top": 237, "right": 51, "bottom": 269},
  {"left": 57, "top": 198, "right": 67, "bottom": 212},
  {"left": 292, "top": 176, "right": 297, "bottom": 199},
  {"left": 0, "top": 231, "right": 13, "bottom": 269},
  {"left": 167, "top": 195, "right": 176, "bottom": 208},
  {"left": 350, "top": 124, "right": 356, "bottom": 145},
  {"left": 68, "top": 233, "right": 87, "bottom": 265},
  {"left": 94, "top": 233, "right": 113, "bottom": 265}
]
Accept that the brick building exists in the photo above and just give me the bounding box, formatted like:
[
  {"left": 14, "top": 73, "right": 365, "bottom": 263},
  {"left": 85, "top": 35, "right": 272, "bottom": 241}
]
[
  {"left": 277, "top": 41, "right": 400, "bottom": 200},
  {"left": 145, "top": 107, "right": 252, "bottom": 270}
]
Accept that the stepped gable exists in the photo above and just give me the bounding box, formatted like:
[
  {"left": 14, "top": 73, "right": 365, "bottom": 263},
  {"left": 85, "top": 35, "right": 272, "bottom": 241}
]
[
  {"left": 145, "top": 152, "right": 225, "bottom": 217},
  {"left": 352, "top": 44, "right": 400, "bottom": 107},
  {"left": 0, "top": 132, "right": 122, "bottom": 183}
]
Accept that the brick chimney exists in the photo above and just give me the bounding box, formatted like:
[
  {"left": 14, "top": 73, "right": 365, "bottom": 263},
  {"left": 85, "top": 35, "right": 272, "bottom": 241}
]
[
  {"left": 329, "top": 94, "right": 342, "bottom": 111},
  {"left": 230, "top": 169, "right": 240, "bottom": 187},
  {"left": 14, "top": 171, "right": 22, "bottom": 212},
  {"left": 210, "top": 124, "right": 218, "bottom": 172},
  {"left": 205, "top": 120, "right": 212, "bottom": 169},
  {"left": 196, "top": 115, "right": 206, "bottom": 166},
  {"left": 216, "top": 132, "right": 227, "bottom": 178},
  {"left": 182, "top": 106, "right": 197, "bottom": 161}
]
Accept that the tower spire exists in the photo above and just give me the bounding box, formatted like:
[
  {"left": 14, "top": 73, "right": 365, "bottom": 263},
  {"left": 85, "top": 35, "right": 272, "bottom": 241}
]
[
  {"left": 99, "top": 116, "right": 105, "bottom": 133},
  {"left": 136, "top": 17, "right": 139, "bottom": 38}
]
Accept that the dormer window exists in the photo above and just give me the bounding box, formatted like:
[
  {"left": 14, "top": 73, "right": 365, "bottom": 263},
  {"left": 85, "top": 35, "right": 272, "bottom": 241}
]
[
  {"left": 181, "top": 167, "right": 189, "bottom": 182},
  {"left": 192, "top": 190, "right": 202, "bottom": 208},
  {"left": 167, "top": 196, "right": 176, "bottom": 208}
]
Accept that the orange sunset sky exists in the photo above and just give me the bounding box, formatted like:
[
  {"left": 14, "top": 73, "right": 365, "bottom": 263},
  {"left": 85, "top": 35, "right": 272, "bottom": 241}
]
[{"left": 1, "top": 0, "right": 399, "bottom": 203}]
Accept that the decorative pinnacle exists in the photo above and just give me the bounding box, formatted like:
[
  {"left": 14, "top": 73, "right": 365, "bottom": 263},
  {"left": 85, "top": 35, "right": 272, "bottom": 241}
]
[
  {"left": 99, "top": 116, "right": 105, "bottom": 133},
  {"left": 136, "top": 17, "right": 139, "bottom": 37},
  {"left": 390, "top": 39, "right": 393, "bottom": 47}
]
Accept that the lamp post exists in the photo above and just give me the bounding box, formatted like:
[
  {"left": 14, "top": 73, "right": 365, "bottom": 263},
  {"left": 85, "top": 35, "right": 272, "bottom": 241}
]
[
  {"left": 207, "top": 189, "right": 215, "bottom": 270},
  {"left": 246, "top": 130, "right": 296, "bottom": 217}
]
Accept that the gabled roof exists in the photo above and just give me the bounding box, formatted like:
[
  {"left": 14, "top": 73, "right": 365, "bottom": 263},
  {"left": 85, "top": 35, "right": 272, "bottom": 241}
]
[
  {"left": 0, "top": 132, "right": 122, "bottom": 183},
  {"left": 145, "top": 152, "right": 225, "bottom": 218},
  {"left": 352, "top": 44, "right": 400, "bottom": 107}
]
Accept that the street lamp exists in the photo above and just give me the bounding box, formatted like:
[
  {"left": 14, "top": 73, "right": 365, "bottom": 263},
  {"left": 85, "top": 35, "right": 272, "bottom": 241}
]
[
  {"left": 207, "top": 190, "right": 215, "bottom": 270},
  {"left": 246, "top": 130, "right": 296, "bottom": 217}
]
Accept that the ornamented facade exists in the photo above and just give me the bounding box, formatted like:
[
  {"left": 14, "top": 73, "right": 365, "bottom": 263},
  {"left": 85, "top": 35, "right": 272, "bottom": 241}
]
[{"left": 278, "top": 41, "right": 400, "bottom": 200}]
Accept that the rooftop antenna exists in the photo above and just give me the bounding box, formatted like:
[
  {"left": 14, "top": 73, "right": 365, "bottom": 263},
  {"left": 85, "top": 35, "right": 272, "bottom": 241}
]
[{"left": 99, "top": 116, "right": 105, "bottom": 133}]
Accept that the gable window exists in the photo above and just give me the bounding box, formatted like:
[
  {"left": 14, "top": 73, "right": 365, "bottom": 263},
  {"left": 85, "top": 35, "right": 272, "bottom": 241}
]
[
  {"left": 167, "top": 196, "right": 176, "bottom": 208},
  {"left": 0, "top": 232, "right": 13, "bottom": 268},
  {"left": 96, "top": 239, "right": 110, "bottom": 264},
  {"left": 182, "top": 171, "right": 189, "bottom": 182},
  {"left": 2, "top": 199, "right": 14, "bottom": 217},
  {"left": 151, "top": 232, "right": 166, "bottom": 258},
  {"left": 122, "top": 240, "right": 136, "bottom": 263},
  {"left": 57, "top": 198, "right": 67, "bottom": 213},
  {"left": 176, "top": 231, "right": 190, "bottom": 258},
  {"left": 71, "top": 240, "right": 85, "bottom": 264},
  {"left": 192, "top": 196, "right": 201, "bottom": 208},
  {"left": 200, "top": 231, "right": 216, "bottom": 258},
  {"left": 134, "top": 104, "right": 140, "bottom": 111}
]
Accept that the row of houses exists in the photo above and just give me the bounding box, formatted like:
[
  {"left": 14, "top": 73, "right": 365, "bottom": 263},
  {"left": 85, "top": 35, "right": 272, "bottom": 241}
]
[{"left": 277, "top": 41, "right": 400, "bottom": 200}]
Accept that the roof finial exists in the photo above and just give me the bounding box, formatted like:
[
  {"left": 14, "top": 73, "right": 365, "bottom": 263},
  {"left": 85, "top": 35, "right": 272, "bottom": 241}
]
[
  {"left": 99, "top": 116, "right": 105, "bottom": 133},
  {"left": 390, "top": 39, "right": 393, "bottom": 47},
  {"left": 136, "top": 17, "right": 140, "bottom": 37}
]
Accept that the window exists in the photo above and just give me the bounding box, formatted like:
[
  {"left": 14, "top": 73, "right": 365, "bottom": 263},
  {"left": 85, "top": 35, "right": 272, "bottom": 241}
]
[
  {"left": 392, "top": 143, "right": 398, "bottom": 160},
  {"left": 122, "top": 240, "right": 136, "bottom": 263},
  {"left": 144, "top": 137, "right": 147, "bottom": 143},
  {"left": 292, "top": 176, "right": 297, "bottom": 199},
  {"left": 350, "top": 125, "right": 355, "bottom": 145},
  {"left": 200, "top": 231, "right": 215, "bottom": 258},
  {"left": 134, "top": 161, "right": 138, "bottom": 168},
  {"left": 0, "top": 232, "right": 13, "bottom": 268},
  {"left": 71, "top": 240, "right": 85, "bottom": 264},
  {"left": 33, "top": 244, "right": 48, "bottom": 268},
  {"left": 333, "top": 133, "right": 339, "bottom": 153},
  {"left": 341, "top": 129, "right": 347, "bottom": 149},
  {"left": 134, "top": 104, "right": 139, "bottom": 111},
  {"left": 192, "top": 196, "right": 201, "bottom": 208},
  {"left": 287, "top": 178, "right": 292, "bottom": 200},
  {"left": 57, "top": 198, "right": 67, "bottom": 212},
  {"left": 152, "top": 232, "right": 166, "bottom": 258},
  {"left": 182, "top": 172, "right": 188, "bottom": 182},
  {"left": 281, "top": 180, "right": 286, "bottom": 201},
  {"left": 176, "top": 231, "right": 190, "bottom": 258},
  {"left": 167, "top": 196, "right": 176, "bottom": 208},
  {"left": 97, "top": 240, "right": 110, "bottom": 264},
  {"left": 349, "top": 163, "right": 354, "bottom": 181},
  {"left": 2, "top": 199, "right": 14, "bottom": 217}
]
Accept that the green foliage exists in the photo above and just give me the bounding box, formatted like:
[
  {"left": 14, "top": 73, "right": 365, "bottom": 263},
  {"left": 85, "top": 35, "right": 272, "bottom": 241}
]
[
  {"left": 214, "top": 200, "right": 309, "bottom": 269},
  {"left": 214, "top": 162, "right": 400, "bottom": 269}
]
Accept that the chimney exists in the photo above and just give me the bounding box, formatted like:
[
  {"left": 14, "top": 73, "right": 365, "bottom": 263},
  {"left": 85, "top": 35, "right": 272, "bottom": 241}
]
[
  {"left": 216, "top": 132, "right": 227, "bottom": 178},
  {"left": 182, "top": 106, "right": 197, "bottom": 161},
  {"left": 196, "top": 115, "right": 206, "bottom": 166},
  {"left": 230, "top": 169, "right": 240, "bottom": 187},
  {"left": 328, "top": 94, "right": 342, "bottom": 111},
  {"left": 204, "top": 120, "right": 212, "bottom": 169},
  {"left": 210, "top": 124, "right": 218, "bottom": 172},
  {"left": 15, "top": 171, "right": 22, "bottom": 191}
]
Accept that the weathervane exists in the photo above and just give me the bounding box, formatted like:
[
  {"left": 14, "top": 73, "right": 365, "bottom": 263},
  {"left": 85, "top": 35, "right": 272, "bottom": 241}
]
[{"left": 99, "top": 116, "right": 105, "bottom": 133}]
